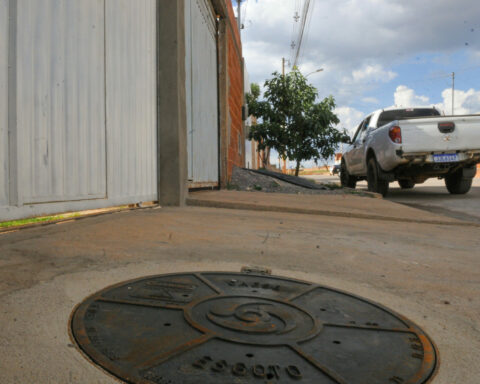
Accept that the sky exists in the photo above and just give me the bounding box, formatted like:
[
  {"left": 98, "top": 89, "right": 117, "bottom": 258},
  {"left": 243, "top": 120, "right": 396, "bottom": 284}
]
[{"left": 236, "top": 0, "right": 480, "bottom": 166}]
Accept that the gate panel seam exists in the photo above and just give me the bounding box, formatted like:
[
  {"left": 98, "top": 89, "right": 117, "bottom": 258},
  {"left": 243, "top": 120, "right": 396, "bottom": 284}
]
[{"left": 7, "top": 0, "right": 19, "bottom": 207}]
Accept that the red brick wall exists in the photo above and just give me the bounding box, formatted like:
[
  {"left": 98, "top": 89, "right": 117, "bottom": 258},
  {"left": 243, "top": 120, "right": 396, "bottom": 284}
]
[
  {"left": 226, "top": 1, "right": 242, "bottom": 53},
  {"left": 226, "top": 0, "right": 244, "bottom": 180}
]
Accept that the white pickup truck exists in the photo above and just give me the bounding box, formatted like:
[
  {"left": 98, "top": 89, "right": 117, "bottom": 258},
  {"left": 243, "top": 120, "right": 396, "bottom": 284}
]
[{"left": 340, "top": 107, "right": 480, "bottom": 196}]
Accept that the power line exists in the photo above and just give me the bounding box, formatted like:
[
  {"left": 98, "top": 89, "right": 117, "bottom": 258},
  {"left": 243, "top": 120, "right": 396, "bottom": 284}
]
[
  {"left": 293, "top": 0, "right": 309, "bottom": 68},
  {"left": 392, "top": 71, "right": 466, "bottom": 93},
  {"left": 454, "top": 64, "right": 480, "bottom": 76},
  {"left": 289, "top": 0, "right": 302, "bottom": 67},
  {"left": 292, "top": 0, "right": 312, "bottom": 68},
  {"left": 298, "top": 0, "right": 315, "bottom": 67},
  {"left": 390, "top": 65, "right": 480, "bottom": 91}
]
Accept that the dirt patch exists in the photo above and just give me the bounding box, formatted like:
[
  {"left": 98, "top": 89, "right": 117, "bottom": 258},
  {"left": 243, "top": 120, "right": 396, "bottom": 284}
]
[{"left": 229, "top": 167, "right": 372, "bottom": 196}]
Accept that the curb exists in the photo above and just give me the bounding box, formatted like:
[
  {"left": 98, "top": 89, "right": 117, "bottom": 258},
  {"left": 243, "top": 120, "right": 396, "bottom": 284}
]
[
  {"left": 341, "top": 187, "right": 383, "bottom": 199},
  {"left": 186, "top": 198, "right": 480, "bottom": 227}
]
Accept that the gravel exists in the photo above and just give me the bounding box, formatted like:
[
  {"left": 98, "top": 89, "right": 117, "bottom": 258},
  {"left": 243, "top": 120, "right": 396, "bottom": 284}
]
[{"left": 229, "top": 167, "right": 345, "bottom": 195}]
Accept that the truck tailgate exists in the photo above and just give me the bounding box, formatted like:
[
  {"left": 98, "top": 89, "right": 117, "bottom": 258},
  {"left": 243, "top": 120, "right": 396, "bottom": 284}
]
[{"left": 400, "top": 115, "right": 480, "bottom": 153}]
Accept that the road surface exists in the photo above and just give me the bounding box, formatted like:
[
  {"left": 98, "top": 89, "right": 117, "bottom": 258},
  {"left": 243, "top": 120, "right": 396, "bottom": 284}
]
[{"left": 306, "top": 174, "right": 480, "bottom": 223}]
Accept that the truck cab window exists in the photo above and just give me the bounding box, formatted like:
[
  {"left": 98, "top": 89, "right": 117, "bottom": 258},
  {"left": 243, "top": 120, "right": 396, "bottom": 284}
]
[
  {"left": 351, "top": 122, "right": 363, "bottom": 143},
  {"left": 377, "top": 108, "right": 440, "bottom": 128},
  {"left": 357, "top": 116, "right": 372, "bottom": 142}
]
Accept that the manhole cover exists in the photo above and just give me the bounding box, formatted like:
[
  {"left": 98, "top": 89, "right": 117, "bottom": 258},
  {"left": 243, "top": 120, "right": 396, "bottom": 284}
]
[{"left": 70, "top": 272, "right": 438, "bottom": 384}]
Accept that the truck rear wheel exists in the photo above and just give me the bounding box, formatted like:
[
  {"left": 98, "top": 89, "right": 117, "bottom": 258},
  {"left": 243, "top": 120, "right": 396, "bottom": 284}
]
[
  {"left": 445, "top": 168, "right": 473, "bottom": 194},
  {"left": 340, "top": 159, "right": 356, "bottom": 188},
  {"left": 398, "top": 179, "right": 415, "bottom": 189},
  {"left": 367, "top": 157, "right": 389, "bottom": 196}
]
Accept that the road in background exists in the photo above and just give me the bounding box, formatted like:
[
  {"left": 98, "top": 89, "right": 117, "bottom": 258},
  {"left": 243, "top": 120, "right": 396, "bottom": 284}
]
[{"left": 305, "top": 174, "right": 480, "bottom": 223}]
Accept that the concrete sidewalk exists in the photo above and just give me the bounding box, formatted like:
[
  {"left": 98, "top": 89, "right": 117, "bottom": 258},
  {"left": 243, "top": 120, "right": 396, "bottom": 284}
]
[
  {"left": 188, "top": 190, "right": 475, "bottom": 226},
  {"left": 0, "top": 194, "right": 479, "bottom": 383}
]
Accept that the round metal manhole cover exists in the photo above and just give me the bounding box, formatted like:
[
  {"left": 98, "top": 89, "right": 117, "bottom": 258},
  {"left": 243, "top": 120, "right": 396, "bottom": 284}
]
[{"left": 70, "top": 272, "right": 438, "bottom": 384}]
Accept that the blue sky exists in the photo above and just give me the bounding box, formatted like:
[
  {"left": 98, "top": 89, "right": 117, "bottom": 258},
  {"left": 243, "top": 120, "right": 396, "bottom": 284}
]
[
  {"left": 355, "top": 51, "right": 480, "bottom": 111},
  {"left": 237, "top": 0, "right": 480, "bottom": 140}
]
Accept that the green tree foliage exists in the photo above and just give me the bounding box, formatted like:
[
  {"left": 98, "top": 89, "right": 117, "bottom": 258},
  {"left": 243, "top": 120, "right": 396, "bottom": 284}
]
[{"left": 246, "top": 70, "right": 348, "bottom": 176}]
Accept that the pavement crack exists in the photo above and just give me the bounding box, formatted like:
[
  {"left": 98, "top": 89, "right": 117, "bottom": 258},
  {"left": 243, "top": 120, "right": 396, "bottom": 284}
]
[{"left": 262, "top": 231, "right": 270, "bottom": 244}]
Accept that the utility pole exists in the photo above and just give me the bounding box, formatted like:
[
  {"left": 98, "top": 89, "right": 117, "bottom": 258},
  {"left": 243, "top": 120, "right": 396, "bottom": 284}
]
[
  {"left": 281, "top": 57, "right": 287, "bottom": 174},
  {"left": 451, "top": 72, "right": 455, "bottom": 115},
  {"left": 237, "top": 0, "right": 241, "bottom": 34}
]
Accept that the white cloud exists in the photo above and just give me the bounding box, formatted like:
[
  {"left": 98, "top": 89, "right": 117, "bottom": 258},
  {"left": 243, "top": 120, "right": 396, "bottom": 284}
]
[
  {"left": 393, "top": 85, "right": 431, "bottom": 107},
  {"left": 362, "top": 97, "right": 379, "bottom": 104},
  {"left": 240, "top": 1, "right": 480, "bottom": 167},
  {"left": 391, "top": 85, "right": 480, "bottom": 114},
  {"left": 241, "top": 0, "right": 480, "bottom": 105},
  {"left": 462, "top": 91, "right": 480, "bottom": 113},
  {"left": 435, "top": 88, "right": 480, "bottom": 115},
  {"left": 352, "top": 65, "right": 397, "bottom": 83},
  {"left": 334, "top": 106, "right": 365, "bottom": 137},
  {"left": 243, "top": 41, "right": 285, "bottom": 81}
]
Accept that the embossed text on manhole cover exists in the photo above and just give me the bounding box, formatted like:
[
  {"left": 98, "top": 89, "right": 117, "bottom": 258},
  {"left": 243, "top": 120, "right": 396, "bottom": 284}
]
[{"left": 70, "top": 272, "right": 438, "bottom": 383}]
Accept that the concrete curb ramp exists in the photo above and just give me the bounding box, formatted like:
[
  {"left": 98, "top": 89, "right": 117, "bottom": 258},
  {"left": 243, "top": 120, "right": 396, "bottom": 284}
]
[{"left": 188, "top": 190, "right": 479, "bottom": 227}]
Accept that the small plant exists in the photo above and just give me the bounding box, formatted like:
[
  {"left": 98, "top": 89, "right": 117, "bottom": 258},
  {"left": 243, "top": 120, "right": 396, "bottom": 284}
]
[
  {"left": 269, "top": 181, "right": 280, "bottom": 188},
  {"left": 324, "top": 182, "right": 342, "bottom": 190},
  {"left": 253, "top": 184, "right": 263, "bottom": 191},
  {"left": 344, "top": 189, "right": 379, "bottom": 198},
  {"left": 227, "top": 183, "right": 240, "bottom": 191},
  {"left": 0, "top": 212, "right": 81, "bottom": 228}
]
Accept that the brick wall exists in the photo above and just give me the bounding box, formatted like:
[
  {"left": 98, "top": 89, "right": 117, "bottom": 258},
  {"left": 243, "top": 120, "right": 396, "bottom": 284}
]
[{"left": 225, "top": 0, "right": 244, "bottom": 181}]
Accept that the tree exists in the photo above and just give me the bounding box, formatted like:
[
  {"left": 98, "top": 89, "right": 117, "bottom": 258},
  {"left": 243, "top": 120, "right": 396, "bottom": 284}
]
[{"left": 246, "top": 70, "right": 348, "bottom": 176}]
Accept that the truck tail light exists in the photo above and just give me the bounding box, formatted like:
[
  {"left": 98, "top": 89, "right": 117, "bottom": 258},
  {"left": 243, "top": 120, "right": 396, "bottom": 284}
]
[
  {"left": 438, "top": 122, "right": 455, "bottom": 133},
  {"left": 389, "top": 126, "right": 402, "bottom": 144}
]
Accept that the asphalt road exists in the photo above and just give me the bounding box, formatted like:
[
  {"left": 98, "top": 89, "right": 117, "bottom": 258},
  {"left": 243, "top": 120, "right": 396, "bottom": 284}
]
[{"left": 306, "top": 174, "right": 480, "bottom": 223}]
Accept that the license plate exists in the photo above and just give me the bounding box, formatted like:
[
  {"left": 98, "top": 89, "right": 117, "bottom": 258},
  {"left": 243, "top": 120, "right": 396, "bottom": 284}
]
[{"left": 433, "top": 153, "right": 458, "bottom": 163}]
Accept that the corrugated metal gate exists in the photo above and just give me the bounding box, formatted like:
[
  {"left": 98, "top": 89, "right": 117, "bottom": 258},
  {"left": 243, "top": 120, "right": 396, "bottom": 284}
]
[
  {"left": 0, "top": 0, "right": 157, "bottom": 221},
  {"left": 0, "top": 0, "right": 8, "bottom": 210},
  {"left": 185, "top": 0, "right": 219, "bottom": 187}
]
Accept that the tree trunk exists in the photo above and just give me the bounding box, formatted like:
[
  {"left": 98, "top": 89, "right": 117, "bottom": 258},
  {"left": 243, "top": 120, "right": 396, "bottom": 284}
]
[
  {"left": 260, "top": 147, "right": 271, "bottom": 169},
  {"left": 260, "top": 151, "right": 266, "bottom": 168},
  {"left": 295, "top": 160, "right": 301, "bottom": 176},
  {"left": 260, "top": 150, "right": 268, "bottom": 168}
]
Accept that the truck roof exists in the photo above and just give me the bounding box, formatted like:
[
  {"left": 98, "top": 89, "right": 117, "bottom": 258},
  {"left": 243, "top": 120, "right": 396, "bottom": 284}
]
[
  {"left": 371, "top": 106, "right": 440, "bottom": 115},
  {"left": 368, "top": 107, "right": 442, "bottom": 128}
]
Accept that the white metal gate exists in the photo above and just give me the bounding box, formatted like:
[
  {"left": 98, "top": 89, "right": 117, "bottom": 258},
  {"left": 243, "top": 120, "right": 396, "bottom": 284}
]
[
  {"left": 16, "top": 0, "right": 107, "bottom": 204},
  {"left": 0, "top": 0, "right": 8, "bottom": 208},
  {"left": 0, "top": 0, "right": 157, "bottom": 221},
  {"left": 185, "top": 0, "right": 219, "bottom": 186}
]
